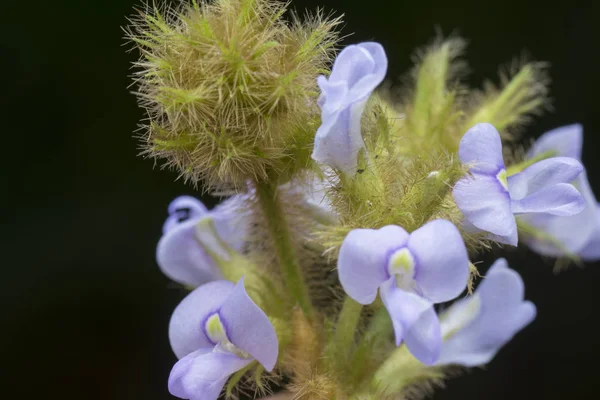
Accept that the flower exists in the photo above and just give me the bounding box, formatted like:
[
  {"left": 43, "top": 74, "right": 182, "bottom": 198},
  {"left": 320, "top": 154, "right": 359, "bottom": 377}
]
[
  {"left": 436, "top": 259, "right": 536, "bottom": 366},
  {"left": 453, "top": 123, "right": 585, "bottom": 246},
  {"left": 519, "top": 124, "right": 600, "bottom": 260},
  {"left": 337, "top": 219, "right": 469, "bottom": 364},
  {"left": 168, "top": 278, "right": 278, "bottom": 400},
  {"left": 156, "top": 195, "right": 249, "bottom": 287},
  {"left": 312, "top": 42, "right": 387, "bottom": 175}
]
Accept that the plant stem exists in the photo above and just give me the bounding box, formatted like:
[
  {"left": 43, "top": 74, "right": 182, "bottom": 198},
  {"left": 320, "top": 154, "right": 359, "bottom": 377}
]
[
  {"left": 254, "top": 181, "right": 314, "bottom": 317},
  {"left": 333, "top": 297, "right": 363, "bottom": 354}
]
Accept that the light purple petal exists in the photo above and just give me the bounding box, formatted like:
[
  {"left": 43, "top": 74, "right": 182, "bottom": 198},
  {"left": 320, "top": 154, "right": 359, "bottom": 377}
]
[
  {"left": 338, "top": 225, "right": 410, "bottom": 304},
  {"left": 157, "top": 218, "right": 224, "bottom": 287},
  {"left": 328, "top": 42, "right": 387, "bottom": 100},
  {"left": 528, "top": 124, "right": 583, "bottom": 160},
  {"left": 511, "top": 183, "right": 585, "bottom": 216},
  {"left": 404, "top": 306, "right": 442, "bottom": 365},
  {"left": 209, "top": 194, "right": 250, "bottom": 252},
  {"left": 163, "top": 196, "right": 209, "bottom": 234},
  {"left": 345, "top": 43, "right": 388, "bottom": 100},
  {"left": 169, "top": 281, "right": 235, "bottom": 359},
  {"left": 312, "top": 100, "right": 367, "bottom": 175},
  {"left": 520, "top": 173, "right": 599, "bottom": 256},
  {"left": 507, "top": 157, "right": 583, "bottom": 200},
  {"left": 157, "top": 195, "right": 249, "bottom": 287},
  {"left": 380, "top": 280, "right": 440, "bottom": 364},
  {"left": 168, "top": 348, "right": 252, "bottom": 400},
  {"left": 219, "top": 278, "right": 279, "bottom": 371},
  {"left": 408, "top": 220, "right": 469, "bottom": 303},
  {"left": 458, "top": 123, "right": 505, "bottom": 174},
  {"left": 437, "top": 259, "right": 536, "bottom": 367},
  {"left": 317, "top": 77, "right": 348, "bottom": 115},
  {"left": 579, "top": 203, "right": 600, "bottom": 261},
  {"left": 453, "top": 174, "right": 517, "bottom": 245},
  {"left": 312, "top": 42, "right": 387, "bottom": 175}
]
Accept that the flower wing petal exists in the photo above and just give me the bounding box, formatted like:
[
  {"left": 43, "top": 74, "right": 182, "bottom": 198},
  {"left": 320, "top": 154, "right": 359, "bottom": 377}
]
[
  {"left": 168, "top": 348, "right": 252, "bottom": 400},
  {"left": 528, "top": 124, "right": 583, "bottom": 160},
  {"left": 507, "top": 157, "right": 583, "bottom": 200},
  {"left": 380, "top": 279, "right": 436, "bottom": 353},
  {"left": 521, "top": 173, "right": 598, "bottom": 256},
  {"left": 437, "top": 259, "right": 536, "bottom": 367},
  {"left": 579, "top": 204, "right": 600, "bottom": 261},
  {"left": 169, "top": 281, "right": 235, "bottom": 359},
  {"left": 408, "top": 220, "right": 469, "bottom": 303},
  {"left": 458, "top": 123, "right": 505, "bottom": 174},
  {"left": 163, "top": 196, "right": 209, "bottom": 234},
  {"left": 404, "top": 305, "right": 442, "bottom": 365},
  {"left": 219, "top": 278, "right": 279, "bottom": 371},
  {"left": 157, "top": 219, "right": 224, "bottom": 287},
  {"left": 453, "top": 174, "right": 516, "bottom": 244},
  {"left": 338, "top": 226, "right": 409, "bottom": 304},
  {"left": 511, "top": 183, "right": 585, "bottom": 216}
]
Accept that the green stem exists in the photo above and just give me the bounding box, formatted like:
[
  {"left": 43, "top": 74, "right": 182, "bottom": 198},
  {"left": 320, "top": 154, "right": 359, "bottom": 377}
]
[
  {"left": 254, "top": 181, "right": 314, "bottom": 317},
  {"left": 333, "top": 297, "right": 363, "bottom": 354}
]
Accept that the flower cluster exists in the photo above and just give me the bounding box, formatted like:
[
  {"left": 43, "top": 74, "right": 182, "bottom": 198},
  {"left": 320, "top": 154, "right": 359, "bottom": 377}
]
[{"left": 129, "top": 1, "right": 597, "bottom": 399}]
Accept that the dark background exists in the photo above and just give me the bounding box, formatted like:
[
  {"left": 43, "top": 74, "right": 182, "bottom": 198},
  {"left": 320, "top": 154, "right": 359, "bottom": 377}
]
[{"left": 3, "top": 0, "right": 599, "bottom": 398}]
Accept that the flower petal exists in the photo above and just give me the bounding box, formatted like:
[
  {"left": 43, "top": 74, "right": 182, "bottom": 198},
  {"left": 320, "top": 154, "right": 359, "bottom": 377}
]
[
  {"left": 511, "top": 183, "right": 585, "bottom": 216},
  {"left": 346, "top": 42, "right": 388, "bottom": 100},
  {"left": 338, "top": 225, "right": 409, "bottom": 304},
  {"left": 579, "top": 204, "right": 600, "bottom": 261},
  {"left": 520, "top": 173, "right": 599, "bottom": 256},
  {"left": 527, "top": 124, "right": 583, "bottom": 160},
  {"left": 507, "top": 157, "right": 583, "bottom": 200},
  {"left": 380, "top": 280, "right": 439, "bottom": 363},
  {"left": 208, "top": 194, "right": 250, "bottom": 252},
  {"left": 157, "top": 218, "right": 224, "bottom": 287},
  {"left": 458, "top": 123, "right": 505, "bottom": 174},
  {"left": 219, "top": 278, "right": 279, "bottom": 371},
  {"left": 453, "top": 174, "right": 517, "bottom": 245},
  {"left": 408, "top": 220, "right": 469, "bottom": 303},
  {"left": 317, "top": 77, "right": 349, "bottom": 115},
  {"left": 312, "top": 42, "right": 387, "bottom": 175},
  {"left": 168, "top": 348, "right": 253, "bottom": 400},
  {"left": 328, "top": 42, "right": 387, "bottom": 101},
  {"left": 436, "top": 259, "right": 536, "bottom": 367},
  {"left": 404, "top": 306, "right": 442, "bottom": 365},
  {"left": 312, "top": 100, "right": 367, "bottom": 175},
  {"left": 157, "top": 195, "right": 248, "bottom": 287},
  {"left": 163, "top": 196, "right": 209, "bottom": 234},
  {"left": 169, "top": 281, "right": 235, "bottom": 359}
]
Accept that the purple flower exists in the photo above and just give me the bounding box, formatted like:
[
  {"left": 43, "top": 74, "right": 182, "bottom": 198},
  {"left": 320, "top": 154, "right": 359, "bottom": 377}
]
[
  {"left": 453, "top": 123, "right": 585, "bottom": 246},
  {"left": 168, "top": 278, "right": 278, "bottom": 400},
  {"left": 436, "top": 259, "right": 536, "bottom": 366},
  {"left": 312, "top": 42, "right": 388, "bottom": 175},
  {"left": 337, "top": 220, "right": 470, "bottom": 364},
  {"left": 519, "top": 124, "right": 600, "bottom": 260},
  {"left": 156, "top": 195, "right": 248, "bottom": 287}
]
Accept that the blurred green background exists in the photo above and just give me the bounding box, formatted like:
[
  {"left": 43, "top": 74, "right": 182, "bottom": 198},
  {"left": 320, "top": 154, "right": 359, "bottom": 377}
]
[{"left": 2, "top": 0, "right": 599, "bottom": 398}]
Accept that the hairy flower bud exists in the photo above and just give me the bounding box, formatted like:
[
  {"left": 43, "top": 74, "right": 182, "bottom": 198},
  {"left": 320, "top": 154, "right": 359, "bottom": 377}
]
[{"left": 127, "top": 0, "right": 340, "bottom": 190}]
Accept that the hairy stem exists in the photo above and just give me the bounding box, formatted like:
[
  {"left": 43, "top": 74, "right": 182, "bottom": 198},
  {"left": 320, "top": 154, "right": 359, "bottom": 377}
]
[
  {"left": 254, "top": 181, "right": 314, "bottom": 317},
  {"left": 332, "top": 297, "right": 363, "bottom": 358}
]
